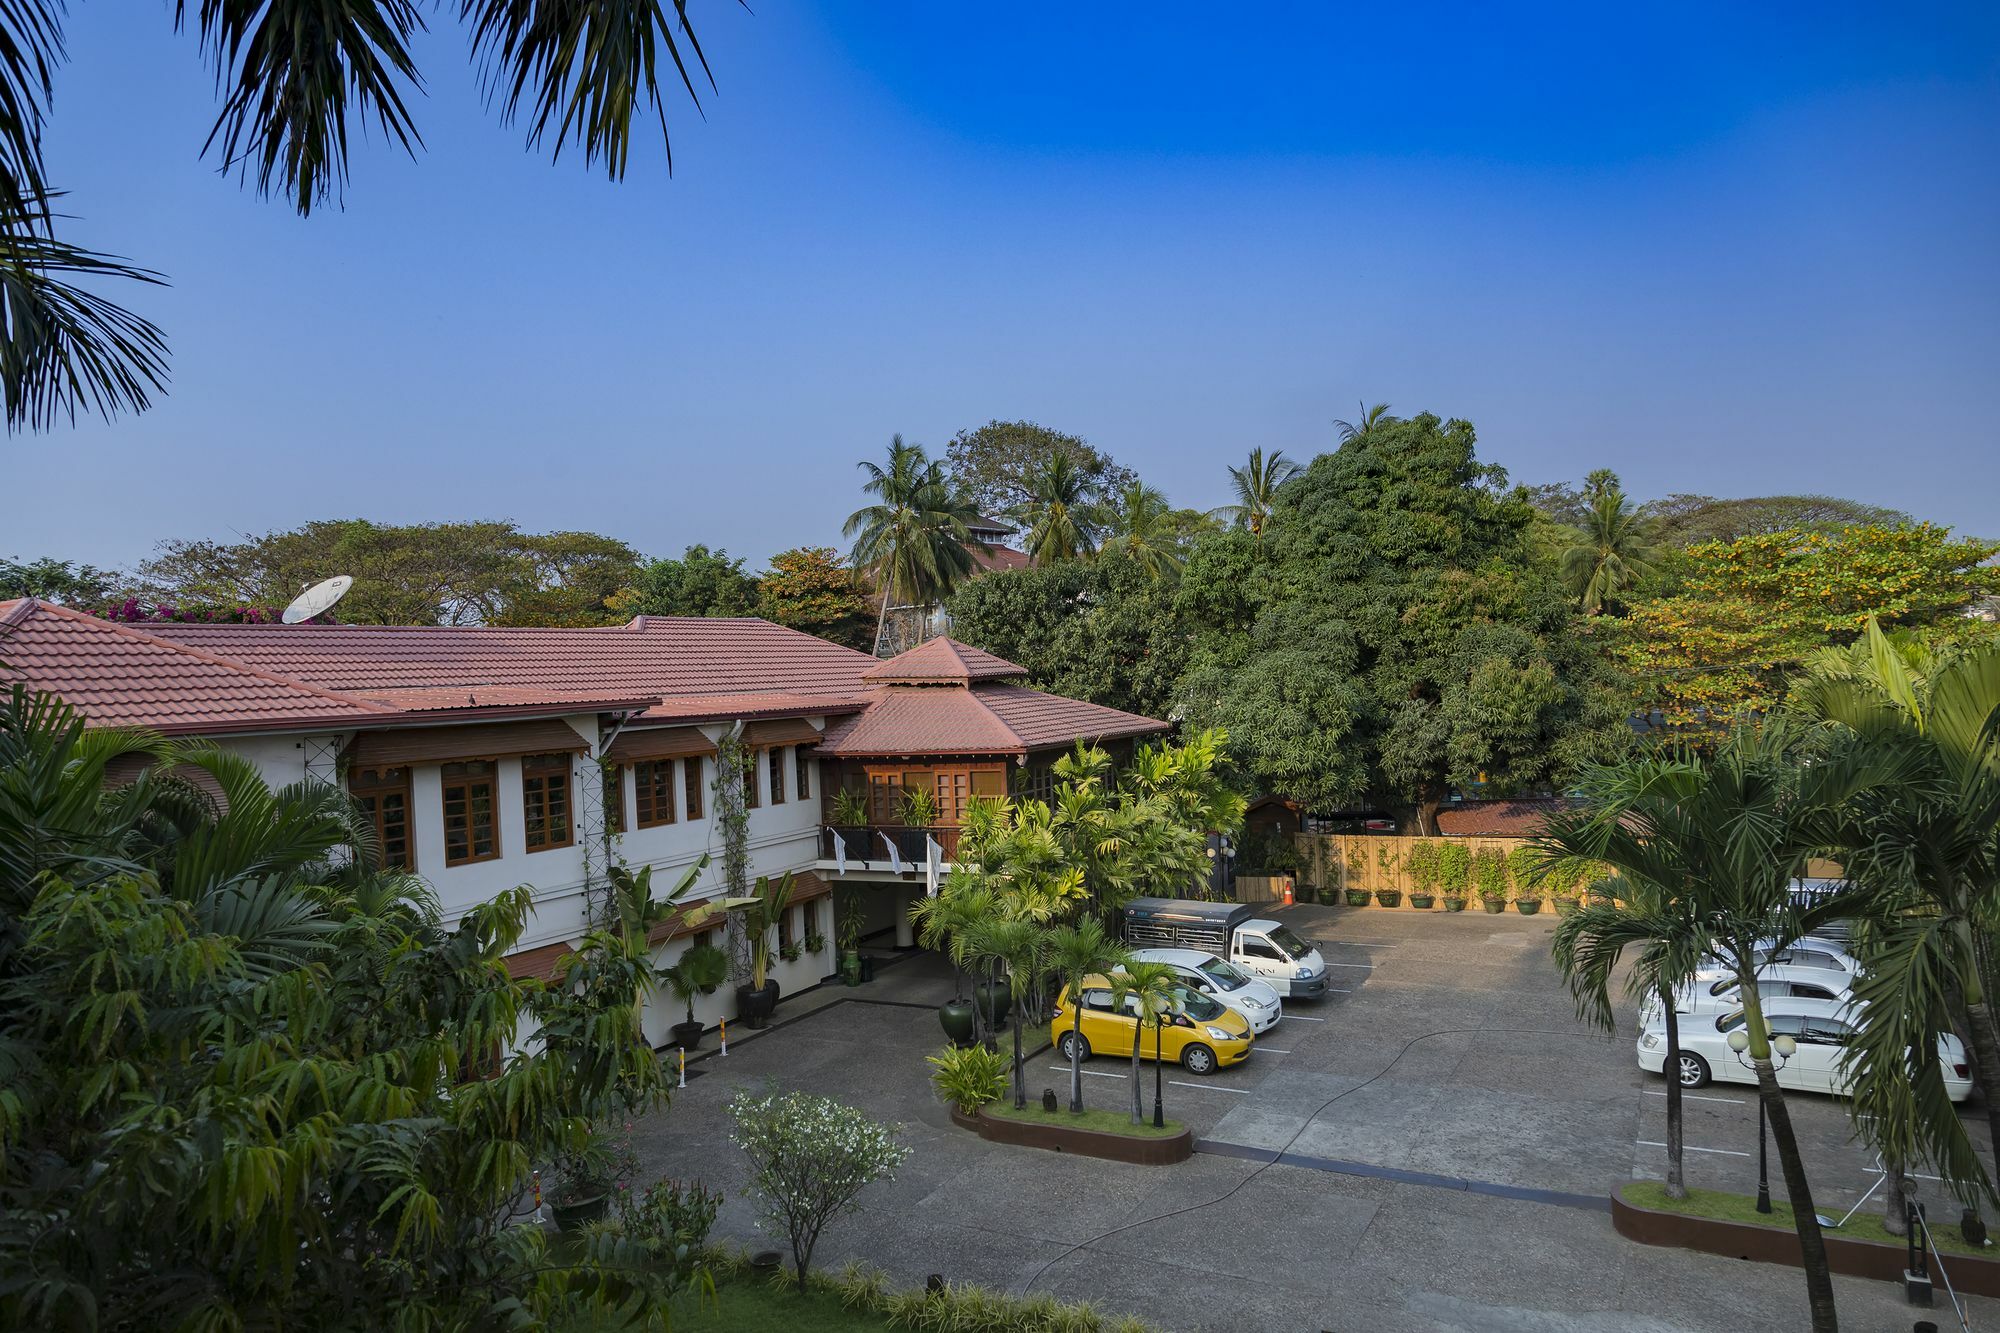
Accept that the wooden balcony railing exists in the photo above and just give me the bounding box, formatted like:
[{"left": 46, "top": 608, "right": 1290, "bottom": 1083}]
[{"left": 822, "top": 824, "right": 961, "bottom": 867}]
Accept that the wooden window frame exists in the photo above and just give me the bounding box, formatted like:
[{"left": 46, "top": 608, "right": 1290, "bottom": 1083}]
[
  {"left": 683, "top": 756, "right": 704, "bottom": 821},
  {"left": 635, "top": 759, "right": 678, "bottom": 829},
  {"left": 521, "top": 753, "right": 575, "bottom": 854},
  {"left": 778, "top": 904, "right": 795, "bottom": 951},
  {"left": 350, "top": 765, "right": 415, "bottom": 871},
  {"left": 743, "top": 749, "right": 761, "bottom": 809},
  {"left": 796, "top": 746, "right": 813, "bottom": 800},
  {"left": 441, "top": 760, "right": 501, "bottom": 867},
  {"left": 769, "top": 746, "right": 786, "bottom": 805}
]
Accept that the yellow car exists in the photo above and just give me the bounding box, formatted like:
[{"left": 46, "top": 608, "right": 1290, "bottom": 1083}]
[{"left": 1049, "top": 974, "right": 1253, "bottom": 1075}]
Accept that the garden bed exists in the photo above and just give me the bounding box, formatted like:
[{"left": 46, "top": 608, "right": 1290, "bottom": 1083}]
[
  {"left": 951, "top": 1103, "right": 1193, "bottom": 1165},
  {"left": 1613, "top": 1181, "right": 2000, "bottom": 1296}
]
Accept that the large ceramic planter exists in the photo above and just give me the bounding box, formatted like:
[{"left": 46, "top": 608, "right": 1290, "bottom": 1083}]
[
  {"left": 938, "top": 998, "right": 977, "bottom": 1045},
  {"left": 1408, "top": 894, "right": 1434, "bottom": 910},
  {"left": 1514, "top": 899, "right": 1543, "bottom": 916},
  {"left": 1374, "top": 890, "right": 1402, "bottom": 908},
  {"left": 670, "top": 1020, "right": 705, "bottom": 1051},
  {"left": 551, "top": 1191, "right": 609, "bottom": 1231},
  {"left": 1442, "top": 898, "right": 1467, "bottom": 913},
  {"left": 1481, "top": 897, "right": 1507, "bottom": 915},
  {"left": 1344, "top": 890, "right": 1371, "bottom": 907},
  {"left": 839, "top": 952, "right": 862, "bottom": 986},
  {"left": 972, "top": 980, "right": 1012, "bottom": 1032},
  {"left": 736, "top": 981, "right": 779, "bottom": 1029}
]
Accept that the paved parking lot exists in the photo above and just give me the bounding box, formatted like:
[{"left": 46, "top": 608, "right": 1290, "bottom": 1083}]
[{"left": 631, "top": 906, "right": 2000, "bottom": 1331}]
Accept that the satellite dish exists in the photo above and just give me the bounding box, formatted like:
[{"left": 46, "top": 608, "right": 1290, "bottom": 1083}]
[{"left": 282, "top": 575, "right": 352, "bottom": 625}]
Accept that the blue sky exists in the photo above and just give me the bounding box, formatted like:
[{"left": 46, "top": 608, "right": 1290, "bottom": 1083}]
[{"left": 15, "top": 2, "right": 2000, "bottom": 573}]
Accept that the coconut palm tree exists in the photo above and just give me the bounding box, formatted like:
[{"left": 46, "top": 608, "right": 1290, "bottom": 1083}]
[
  {"left": 1541, "top": 724, "right": 1888, "bottom": 1333},
  {"left": 1212, "top": 448, "right": 1302, "bottom": 536},
  {"left": 1013, "top": 449, "right": 1108, "bottom": 564},
  {"left": 1333, "top": 401, "right": 1399, "bottom": 441},
  {"left": 1542, "top": 864, "right": 1708, "bottom": 1201},
  {"left": 1106, "top": 963, "right": 1179, "bottom": 1125},
  {"left": 1103, "top": 481, "right": 1184, "bottom": 581},
  {"left": 1560, "top": 488, "right": 1661, "bottom": 614},
  {"left": 844, "top": 435, "right": 982, "bottom": 650},
  {"left": 1790, "top": 619, "right": 2000, "bottom": 1203},
  {"left": 1045, "top": 917, "right": 1128, "bottom": 1113}
]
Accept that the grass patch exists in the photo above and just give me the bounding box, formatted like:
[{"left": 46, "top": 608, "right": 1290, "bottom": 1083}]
[
  {"left": 982, "top": 1099, "right": 1185, "bottom": 1139},
  {"left": 1624, "top": 1181, "right": 1994, "bottom": 1258},
  {"left": 669, "top": 1276, "right": 887, "bottom": 1332}
]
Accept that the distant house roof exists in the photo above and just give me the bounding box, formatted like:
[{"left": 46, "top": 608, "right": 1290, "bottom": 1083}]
[
  {"left": 968, "top": 544, "right": 1032, "bottom": 574},
  {"left": 1435, "top": 798, "right": 1578, "bottom": 838},
  {"left": 821, "top": 636, "right": 1165, "bottom": 758}
]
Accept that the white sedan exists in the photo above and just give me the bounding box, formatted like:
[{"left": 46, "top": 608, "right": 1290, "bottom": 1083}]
[
  {"left": 1127, "top": 946, "right": 1284, "bottom": 1035},
  {"left": 1636, "top": 996, "right": 1972, "bottom": 1101},
  {"left": 1637, "top": 962, "right": 1854, "bottom": 1028}
]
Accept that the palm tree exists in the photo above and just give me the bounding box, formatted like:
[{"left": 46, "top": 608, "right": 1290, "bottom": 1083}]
[
  {"left": 1212, "top": 448, "right": 1302, "bottom": 536},
  {"left": 844, "top": 435, "right": 982, "bottom": 650},
  {"left": 1560, "top": 488, "right": 1661, "bottom": 614},
  {"left": 1106, "top": 962, "right": 1178, "bottom": 1126},
  {"left": 1333, "top": 401, "right": 1399, "bottom": 441},
  {"left": 966, "top": 918, "right": 1046, "bottom": 1109},
  {"left": 1791, "top": 619, "right": 2000, "bottom": 1202},
  {"left": 1542, "top": 865, "right": 1708, "bottom": 1201},
  {"left": 1013, "top": 449, "right": 1107, "bottom": 564},
  {"left": 1540, "top": 724, "right": 1887, "bottom": 1333},
  {"left": 909, "top": 881, "right": 1001, "bottom": 1045},
  {"left": 1101, "top": 481, "right": 1184, "bottom": 581},
  {"left": 1045, "top": 918, "right": 1128, "bottom": 1112}
]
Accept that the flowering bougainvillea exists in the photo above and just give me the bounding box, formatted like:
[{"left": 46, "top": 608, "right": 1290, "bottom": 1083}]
[{"left": 1613, "top": 524, "right": 2000, "bottom": 731}]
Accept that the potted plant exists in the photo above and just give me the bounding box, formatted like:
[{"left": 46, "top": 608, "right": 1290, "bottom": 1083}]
[
  {"left": 898, "top": 784, "right": 939, "bottom": 829},
  {"left": 829, "top": 785, "right": 869, "bottom": 828},
  {"left": 1405, "top": 840, "right": 1440, "bottom": 910},
  {"left": 1514, "top": 890, "right": 1543, "bottom": 915},
  {"left": 1374, "top": 887, "right": 1402, "bottom": 908},
  {"left": 662, "top": 942, "right": 728, "bottom": 1051},
  {"left": 546, "top": 1122, "right": 637, "bottom": 1231},
  {"left": 837, "top": 901, "right": 865, "bottom": 985},
  {"left": 733, "top": 872, "right": 795, "bottom": 1028},
  {"left": 804, "top": 928, "right": 828, "bottom": 955},
  {"left": 1437, "top": 841, "right": 1470, "bottom": 912},
  {"left": 1473, "top": 845, "right": 1509, "bottom": 914},
  {"left": 1344, "top": 886, "right": 1371, "bottom": 907}
]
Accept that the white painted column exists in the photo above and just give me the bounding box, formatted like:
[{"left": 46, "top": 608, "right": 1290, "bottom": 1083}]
[{"left": 894, "top": 884, "right": 915, "bottom": 948}]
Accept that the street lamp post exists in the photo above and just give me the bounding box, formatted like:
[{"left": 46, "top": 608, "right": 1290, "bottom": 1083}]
[
  {"left": 1726, "top": 1027, "right": 1797, "bottom": 1215},
  {"left": 1153, "top": 1020, "right": 1165, "bottom": 1128}
]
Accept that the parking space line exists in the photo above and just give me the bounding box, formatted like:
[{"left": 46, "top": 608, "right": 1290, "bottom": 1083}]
[
  {"left": 1866, "top": 1167, "right": 1945, "bottom": 1182},
  {"left": 1046, "top": 1066, "right": 1125, "bottom": 1080},
  {"left": 1251, "top": 1047, "right": 1292, "bottom": 1055},
  {"left": 1282, "top": 1015, "right": 1326, "bottom": 1022},
  {"left": 1321, "top": 962, "right": 1374, "bottom": 969},
  {"left": 1170, "top": 1080, "right": 1251, "bottom": 1094},
  {"left": 1637, "top": 1140, "right": 1750, "bottom": 1158},
  {"left": 1644, "top": 1090, "right": 1746, "bottom": 1105}
]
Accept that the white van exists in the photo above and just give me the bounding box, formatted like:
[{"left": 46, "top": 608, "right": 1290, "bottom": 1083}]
[
  {"left": 1121, "top": 898, "right": 1330, "bottom": 998},
  {"left": 1128, "top": 947, "right": 1284, "bottom": 1034}
]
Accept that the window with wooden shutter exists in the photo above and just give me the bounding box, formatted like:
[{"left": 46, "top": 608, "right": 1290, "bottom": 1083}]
[
  {"left": 441, "top": 761, "right": 499, "bottom": 866},
  {"left": 743, "top": 750, "right": 761, "bottom": 808},
  {"left": 635, "top": 760, "right": 677, "bottom": 828},
  {"left": 683, "top": 756, "right": 704, "bottom": 821},
  {"left": 769, "top": 747, "right": 786, "bottom": 804},
  {"left": 522, "top": 754, "right": 574, "bottom": 852},
  {"left": 796, "top": 747, "right": 813, "bottom": 800},
  {"left": 933, "top": 769, "right": 971, "bottom": 827},
  {"left": 351, "top": 766, "right": 414, "bottom": 871}
]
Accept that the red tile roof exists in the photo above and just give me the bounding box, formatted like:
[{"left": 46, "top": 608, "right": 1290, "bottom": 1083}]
[
  {"left": 861, "top": 637, "right": 1027, "bottom": 685},
  {"left": 0, "top": 599, "right": 392, "bottom": 734},
  {"left": 1435, "top": 798, "right": 1578, "bottom": 838},
  {"left": 969, "top": 545, "right": 1032, "bottom": 573},
  {"left": 502, "top": 941, "right": 576, "bottom": 982},
  {"left": 817, "top": 677, "right": 1165, "bottom": 758}
]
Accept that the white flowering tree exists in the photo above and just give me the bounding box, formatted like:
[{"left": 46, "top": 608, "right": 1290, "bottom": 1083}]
[{"left": 728, "top": 1090, "right": 910, "bottom": 1292}]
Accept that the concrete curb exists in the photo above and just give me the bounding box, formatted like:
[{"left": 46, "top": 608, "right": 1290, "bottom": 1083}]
[
  {"left": 951, "top": 1104, "right": 1193, "bottom": 1165},
  {"left": 1611, "top": 1182, "right": 2000, "bottom": 1297}
]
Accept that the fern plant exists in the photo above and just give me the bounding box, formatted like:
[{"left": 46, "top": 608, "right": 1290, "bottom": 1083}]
[{"left": 926, "top": 1043, "right": 1008, "bottom": 1113}]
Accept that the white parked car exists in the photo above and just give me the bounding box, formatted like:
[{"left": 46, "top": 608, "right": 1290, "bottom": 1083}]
[
  {"left": 1127, "top": 947, "right": 1284, "bottom": 1035},
  {"left": 1638, "top": 963, "right": 1854, "bottom": 1028},
  {"left": 1636, "top": 996, "right": 1972, "bottom": 1101}
]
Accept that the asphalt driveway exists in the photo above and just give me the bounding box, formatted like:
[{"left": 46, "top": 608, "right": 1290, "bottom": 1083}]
[{"left": 630, "top": 907, "right": 2000, "bottom": 1332}]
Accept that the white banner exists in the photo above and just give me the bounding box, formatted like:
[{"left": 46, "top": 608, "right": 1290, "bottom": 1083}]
[
  {"left": 831, "top": 829, "right": 848, "bottom": 876},
  {"left": 925, "top": 836, "right": 944, "bottom": 897},
  {"left": 881, "top": 831, "right": 904, "bottom": 875}
]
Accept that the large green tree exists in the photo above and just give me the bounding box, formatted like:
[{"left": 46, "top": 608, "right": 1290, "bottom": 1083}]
[
  {"left": 1560, "top": 486, "right": 1662, "bottom": 614},
  {"left": 0, "top": 557, "right": 116, "bottom": 605},
  {"left": 944, "top": 552, "right": 1193, "bottom": 721},
  {"left": 1182, "top": 414, "right": 1630, "bottom": 831},
  {"left": 844, "top": 435, "right": 981, "bottom": 650},
  {"left": 0, "top": 688, "right": 695, "bottom": 1331},
  {"left": 610, "top": 543, "right": 758, "bottom": 619},
  {"left": 1013, "top": 449, "right": 1108, "bottom": 564},
  {"left": 1, "top": 2, "right": 729, "bottom": 434},
  {"left": 136, "top": 519, "right": 643, "bottom": 626},
  {"left": 755, "top": 546, "right": 873, "bottom": 650},
  {"left": 944, "top": 420, "right": 1135, "bottom": 517},
  {"left": 1644, "top": 493, "right": 1914, "bottom": 547}
]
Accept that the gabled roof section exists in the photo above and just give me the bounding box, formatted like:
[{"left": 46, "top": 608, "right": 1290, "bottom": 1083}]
[
  {"left": 861, "top": 636, "right": 1027, "bottom": 685},
  {"left": 816, "top": 678, "right": 1167, "bottom": 758},
  {"left": 0, "top": 599, "right": 392, "bottom": 734}
]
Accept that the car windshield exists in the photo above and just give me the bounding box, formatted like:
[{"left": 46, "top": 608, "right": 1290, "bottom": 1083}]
[
  {"left": 1267, "top": 926, "right": 1311, "bottom": 958},
  {"left": 1170, "top": 986, "right": 1225, "bottom": 1021},
  {"left": 1197, "top": 958, "right": 1250, "bottom": 991}
]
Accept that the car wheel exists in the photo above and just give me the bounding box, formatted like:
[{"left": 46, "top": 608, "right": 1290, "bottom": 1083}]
[
  {"left": 1181, "top": 1043, "right": 1217, "bottom": 1075},
  {"left": 1675, "top": 1052, "right": 1711, "bottom": 1089},
  {"left": 1058, "top": 1031, "right": 1091, "bottom": 1062}
]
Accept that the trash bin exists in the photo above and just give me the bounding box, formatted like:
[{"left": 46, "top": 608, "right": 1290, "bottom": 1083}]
[{"left": 859, "top": 955, "right": 877, "bottom": 983}]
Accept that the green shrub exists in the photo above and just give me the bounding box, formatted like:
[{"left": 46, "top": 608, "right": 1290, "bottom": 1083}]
[
  {"left": 1472, "top": 846, "right": 1510, "bottom": 901},
  {"left": 1437, "top": 842, "right": 1471, "bottom": 898},
  {"left": 711, "top": 1249, "right": 1159, "bottom": 1331},
  {"left": 1506, "top": 844, "right": 1543, "bottom": 892},
  {"left": 927, "top": 1043, "right": 1008, "bottom": 1113},
  {"left": 1405, "top": 841, "right": 1442, "bottom": 894}
]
